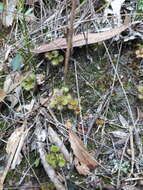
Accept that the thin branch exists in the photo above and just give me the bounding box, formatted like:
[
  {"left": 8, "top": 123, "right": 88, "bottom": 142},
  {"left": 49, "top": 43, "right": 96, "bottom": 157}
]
[{"left": 64, "top": 0, "right": 76, "bottom": 81}]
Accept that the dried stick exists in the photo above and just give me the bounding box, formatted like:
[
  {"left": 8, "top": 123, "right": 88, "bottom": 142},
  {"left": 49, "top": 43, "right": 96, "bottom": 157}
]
[
  {"left": 48, "top": 126, "right": 71, "bottom": 163},
  {"left": 35, "top": 126, "right": 66, "bottom": 190},
  {"left": 64, "top": 0, "right": 76, "bottom": 81}
]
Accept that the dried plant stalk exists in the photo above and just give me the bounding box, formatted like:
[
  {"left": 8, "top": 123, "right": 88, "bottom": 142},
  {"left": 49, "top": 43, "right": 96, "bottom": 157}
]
[{"left": 64, "top": 0, "right": 76, "bottom": 81}]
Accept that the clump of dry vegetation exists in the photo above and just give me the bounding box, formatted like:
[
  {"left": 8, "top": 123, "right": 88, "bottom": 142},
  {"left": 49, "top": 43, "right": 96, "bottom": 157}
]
[{"left": 0, "top": 0, "right": 143, "bottom": 190}]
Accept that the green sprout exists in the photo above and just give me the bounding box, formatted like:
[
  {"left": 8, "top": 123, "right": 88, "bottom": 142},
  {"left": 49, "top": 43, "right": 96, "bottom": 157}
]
[
  {"left": 49, "top": 87, "right": 80, "bottom": 114},
  {"left": 137, "top": 0, "right": 143, "bottom": 12},
  {"left": 47, "top": 145, "right": 66, "bottom": 168},
  {"left": 22, "top": 73, "right": 36, "bottom": 91},
  {"left": 45, "top": 51, "right": 64, "bottom": 66}
]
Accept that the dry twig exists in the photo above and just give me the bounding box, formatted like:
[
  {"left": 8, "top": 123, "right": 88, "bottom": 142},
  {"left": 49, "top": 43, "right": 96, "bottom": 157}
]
[
  {"left": 64, "top": 0, "right": 76, "bottom": 81},
  {"left": 35, "top": 126, "right": 66, "bottom": 190}
]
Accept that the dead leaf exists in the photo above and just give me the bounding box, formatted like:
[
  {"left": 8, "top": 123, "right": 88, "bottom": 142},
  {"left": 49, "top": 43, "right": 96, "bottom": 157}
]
[
  {"left": 118, "top": 114, "right": 128, "bottom": 128},
  {"left": 69, "top": 130, "right": 97, "bottom": 170},
  {"left": 95, "top": 119, "right": 105, "bottom": 126},
  {"left": 3, "top": 72, "right": 23, "bottom": 107},
  {"left": 6, "top": 126, "right": 25, "bottom": 169},
  {"left": 64, "top": 121, "right": 73, "bottom": 129},
  {"left": 137, "top": 107, "right": 143, "bottom": 121},
  {"left": 0, "top": 124, "right": 29, "bottom": 190},
  {"left": 122, "top": 185, "right": 142, "bottom": 190},
  {"left": 2, "top": 0, "right": 17, "bottom": 27},
  {"left": 17, "top": 99, "right": 35, "bottom": 112},
  {"left": 74, "top": 158, "right": 91, "bottom": 175},
  {"left": 33, "top": 24, "right": 129, "bottom": 53},
  {"left": 109, "top": 130, "right": 128, "bottom": 138},
  {"left": 104, "top": 0, "right": 125, "bottom": 25},
  {"left": 0, "top": 89, "right": 6, "bottom": 102}
]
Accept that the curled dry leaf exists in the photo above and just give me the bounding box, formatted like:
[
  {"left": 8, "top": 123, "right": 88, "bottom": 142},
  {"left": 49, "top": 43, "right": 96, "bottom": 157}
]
[
  {"left": 33, "top": 24, "right": 129, "bottom": 53},
  {"left": 69, "top": 130, "right": 97, "bottom": 171}
]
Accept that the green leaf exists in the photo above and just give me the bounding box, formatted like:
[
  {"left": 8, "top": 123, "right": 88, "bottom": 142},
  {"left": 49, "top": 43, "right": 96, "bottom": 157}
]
[
  {"left": 66, "top": 94, "right": 72, "bottom": 101},
  {"left": 53, "top": 88, "right": 59, "bottom": 94},
  {"left": 62, "top": 87, "right": 69, "bottom": 93},
  {"left": 47, "top": 154, "right": 57, "bottom": 168},
  {"left": 50, "top": 145, "right": 60, "bottom": 153},
  {"left": 51, "top": 59, "right": 59, "bottom": 65},
  {"left": 22, "top": 83, "right": 33, "bottom": 91},
  {"left": 25, "top": 8, "right": 33, "bottom": 16},
  {"left": 138, "top": 94, "right": 143, "bottom": 99},
  {"left": 57, "top": 105, "right": 63, "bottom": 110},
  {"left": 138, "top": 0, "right": 143, "bottom": 11},
  {"left": 0, "top": 2, "right": 4, "bottom": 13},
  {"left": 70, "top": 99, "right": 78, "bottom": 105},
  {"left": 47, "top": 154, "right": 55, "bottom": 163},
  {"left": 58, "top": 159, "right": 65, "bottom": 167},
  {"left": 68, "top": 104, "right": 74, "bottom": 110},
  {"left": 58, "top": 55, "right": 64, "bottom": 62},
  {"left": 30, "top": 73, "right": 36, "bottom": 80},
  {"left": 49, "top": 102, "right": 55, "bottom": 108},
  {"left": 58, "top": 153, "right": 64, "bottom": 160},
  {"left": 138, "top": 86, "right": 143, "bottom": 93},
  {"left": 10, "top": 54, "right": 23, "bottom": 71},
  {"left": 22, "top": 74, "right": 36, "bottom": 91},
  {"left": 52, "top": 51, "right": 59, "bottom": 58},
  {"left": 34, "top": 158, "right": 40, "bottom": 167},
  {"left": 62, "top": 98, "right": 68, "bottom": 105},
  {"left": 45, "top": 52, "right": 53, "bottom": 60}
]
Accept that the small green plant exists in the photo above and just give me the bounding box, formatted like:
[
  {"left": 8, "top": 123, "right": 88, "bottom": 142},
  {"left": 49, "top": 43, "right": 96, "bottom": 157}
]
[
  {"left": 49, "top": 87, "right": 80, "bottom": 114},
  {"left": 112, "top": 159, "right": 130, "bottom": 174},
  {"left": 45, "top": 51, "right": 64, "bottom": 65},
  {"left": 0, "top": 2, "right": 4, "bottom": 13},
  {"left": 137, "top": 0, "right": 143, "bottom": 12},
  {"left": 22, "top": 73, "right": 36, "bottom": 91},
  {"left": 10, "top": 54, "right": 24, "bottom": 71},
  {"left": 47, "top": 145, "right": 66, "bottom": 168},
  {"left": 137, "top": 85, "right": 143, "bottom": 99},
  {"left": 34, "top": 158, "right": 40, "bottom": 168}
]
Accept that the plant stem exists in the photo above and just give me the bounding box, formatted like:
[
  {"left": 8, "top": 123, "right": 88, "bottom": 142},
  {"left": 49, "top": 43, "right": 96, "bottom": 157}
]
[{"left": 64, "top": 0, "right": 76, "bottom": 82}]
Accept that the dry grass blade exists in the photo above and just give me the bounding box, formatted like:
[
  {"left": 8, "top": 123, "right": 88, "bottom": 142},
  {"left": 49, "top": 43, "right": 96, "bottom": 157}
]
[
  {"left": 33, "top": 24, "right": 129, "bottom": 53},
  {"left": 69, "top": 130, "right": 97, "bottom": 170}
]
